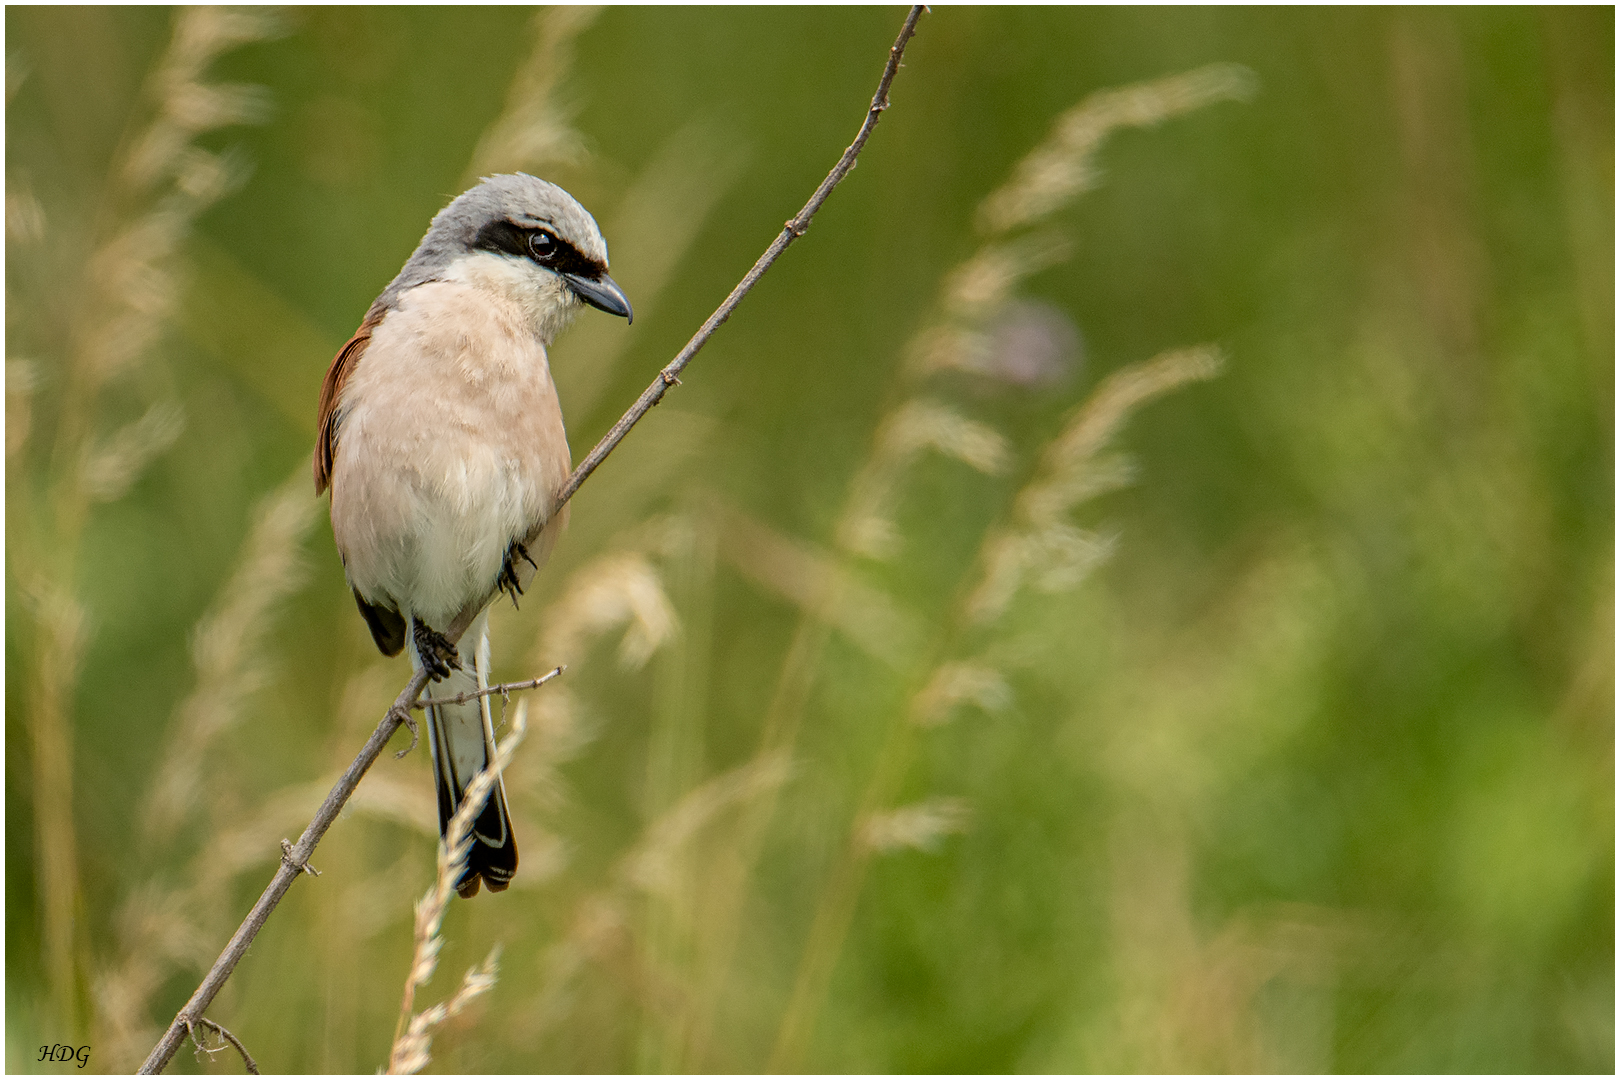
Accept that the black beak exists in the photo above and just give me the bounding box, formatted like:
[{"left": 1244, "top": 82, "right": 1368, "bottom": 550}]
[{"left": 563, "top": 271, "right": 633, "bottom": 323}]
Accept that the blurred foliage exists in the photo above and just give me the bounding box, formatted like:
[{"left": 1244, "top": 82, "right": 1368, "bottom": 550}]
[{"left": 5, "top": 5, "right": 1612, "bottom": 1074}]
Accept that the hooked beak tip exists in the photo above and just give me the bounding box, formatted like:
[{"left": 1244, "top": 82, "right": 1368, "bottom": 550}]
[{"left": 564, "top": 271, "right": 632, "bottom": 323}]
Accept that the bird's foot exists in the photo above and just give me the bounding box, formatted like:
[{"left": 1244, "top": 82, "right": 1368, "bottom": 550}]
[
  {"left": 412, "top": 619, "right": 459, "bottom": 681},
  {"left": 498, "top": 541, "right": 536, "bottom": 609}
]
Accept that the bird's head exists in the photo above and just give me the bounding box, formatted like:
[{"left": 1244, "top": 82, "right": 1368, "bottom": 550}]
[{"left": 386, "top": 173, "right": 632, "bottom": 344}]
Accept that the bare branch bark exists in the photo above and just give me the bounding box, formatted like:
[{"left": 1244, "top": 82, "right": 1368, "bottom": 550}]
[{"left": 139, "top": 8, "right": 925, "bottom": 1073}]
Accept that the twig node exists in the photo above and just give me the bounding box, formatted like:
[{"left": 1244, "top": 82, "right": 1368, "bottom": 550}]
[{"left": 279, "top": 838, "right": 320, "bottom": 877}]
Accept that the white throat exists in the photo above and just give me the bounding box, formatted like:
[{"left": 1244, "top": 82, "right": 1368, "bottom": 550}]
[{"left": 443, "top": 251, "right": 582, "bottom": 346}]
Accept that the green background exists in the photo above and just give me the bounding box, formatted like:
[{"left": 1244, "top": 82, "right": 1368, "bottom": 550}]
[{"left": 6, "top": 6, "right": 1612, "bottom": 1073}]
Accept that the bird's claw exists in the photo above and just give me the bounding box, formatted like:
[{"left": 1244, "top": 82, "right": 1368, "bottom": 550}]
[
  {"left": 412, "top": 620, "right": 459, "bottom": 681},
  {"left": 498, "top": 541, "right": 535, "bottom": 609}
]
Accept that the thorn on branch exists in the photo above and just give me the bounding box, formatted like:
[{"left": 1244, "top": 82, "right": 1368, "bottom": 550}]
[
  {"left": 661, "top": 371, "right": 682, "bottom": 387},
  {"left": 280, "top": 839, "right": 320, "bottom": 878}
]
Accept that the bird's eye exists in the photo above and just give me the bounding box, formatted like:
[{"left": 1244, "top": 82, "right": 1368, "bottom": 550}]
[{"left": 527, "top": 230, "right": 557, "bottom": 262}]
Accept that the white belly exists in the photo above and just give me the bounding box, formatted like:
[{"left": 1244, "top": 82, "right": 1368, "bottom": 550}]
[
  {"left": 353, "top": 440, "right": 540, "bottom": 628},
  {"left": 328, "top": 274, "right": 572, "bottom": 630}
]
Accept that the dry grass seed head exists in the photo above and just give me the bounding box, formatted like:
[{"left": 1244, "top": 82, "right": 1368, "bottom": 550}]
[
  {"left": 1034, "top": 344, "right": 1224, "bottom": 495},
  {"left": 905, "top": 301, "right": 1081, "bottom": 386},
  {"left": 720, "top": 504, "right": 927, "bottom": 669},
  {"left": 1019, "top": 452, "right": 1139, "bottom": 529},
  {"left": 620, "top": 752, "right": 793, "bottom": 897},
  {"left": 93, "top": 884, "right": 214, "bottom": 1069},
  {"left": 966, "top": 346, "right": 1222, "bottom": 624},
  {"left": 911, "top": 662, "right": 1013, "bottom": 728},
  {"left": 142, "top": 468, "right": 318, "bottom": 839},
  {"left": 504, "top": 682, "right": 594, "bottom": 812},
  {"left": 878, "top": 398, "right": 1013, "bottom": 476},
  {"left": 41, "top": 8, "right": 282, "bottom": 1066},
  {"left": 846, "top": 68, "right": 1247, "bottom": 576},
  {"left": 537, "top": 551, "right": 679, "bottom": 671},
  {"left": 6, "top": 358, "right": 38, "bottom": 457},
  {"left": 462, "top": 5, "right": 601, "bottom": 180},
  {"left": 964, "top": 527, "right": 1115, "bottom": 625},
  {"left": 839, "top": 399, "right": 1011, "bottom": 559},
  {"left": 977, "top": 62, "right": 1257, "bottom": 237},
  {"left": 19, "top": 575, "right": 89, "bottom": 687},
  {"left": 79, "top": 401, "right": 185, "bottom": 502},
  {"left": 861, "top": 797, "right": 973, "bottom": 854},
  {"left": 347, "top": 772, "right": 437, "bottom": 839},
  {"left": 941, "top": 232, "right": 1073, "bottom": 322},
  {"left": 7, "top": 182, "right": 46, "bottom": 245},
  {"left": 388, "top": 703, "right": 531, "bottom": 1073},
  {"left": 388, "top": 948, "right": 502, "bottom": 1075},
  {"left": 513, "top": 755, "right": 795, "bottom": 1041},
  {"left": 124, "top": 7, "right": 279, "bottom": 191},
  {"left": 75, "top": 11, "right": 273, "bottom": 393}
]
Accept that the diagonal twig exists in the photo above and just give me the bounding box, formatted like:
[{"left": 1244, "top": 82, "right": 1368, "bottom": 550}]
[
  {"left": 447, "top": 3, "right": 928, "bottom": 642},
  {"left": 549, "top": 4, "right": 924, "bottom": 511},
  {"left": 139, "top": 669, "right": 431, "bottom": 1074},
  {"left": 138, "top": 8, "right": 925, "bottom": 1073}
]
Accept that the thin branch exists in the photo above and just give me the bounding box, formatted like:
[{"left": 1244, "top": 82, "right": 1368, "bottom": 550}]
[
  {"left": 449, "top": 3, "right": 928, "bottom": 642},
  {"left": 139, "top": 8, "right": 925, "bottom": 1073},
  {"left": 414, "top": 666, "right": 566, "bottom": 709},
  {"left": 138, "top": 669, "right": 430, "bottom": 1074},
  {"left": 556, "top": 5, "right": 923, "bottom": 506},
  {"left": 186, "top": 1017, "right": 260, "bottom": 1075}
]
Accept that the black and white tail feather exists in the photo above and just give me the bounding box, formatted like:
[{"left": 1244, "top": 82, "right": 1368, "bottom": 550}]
[{"left": 411, "top": 613, "right": 517, "bottom": 898}]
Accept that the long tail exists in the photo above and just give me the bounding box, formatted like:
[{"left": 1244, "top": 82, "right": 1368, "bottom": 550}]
[{"left": 412, "top": 613, "right": 518, "bottom": 898}]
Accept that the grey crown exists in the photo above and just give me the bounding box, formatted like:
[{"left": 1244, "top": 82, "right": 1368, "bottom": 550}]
[{"left": 376, "top": 173, "right": 610, "bottom": 311}]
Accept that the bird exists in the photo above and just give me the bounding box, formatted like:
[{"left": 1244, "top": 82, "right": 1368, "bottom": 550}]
[{"left": 314, "top": 173, "right": 631, "bottom": 897}]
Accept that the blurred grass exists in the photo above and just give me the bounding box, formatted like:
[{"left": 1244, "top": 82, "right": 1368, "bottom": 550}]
[{"left": 6, "top": 5, "right": 1612, "bottom": 1073}]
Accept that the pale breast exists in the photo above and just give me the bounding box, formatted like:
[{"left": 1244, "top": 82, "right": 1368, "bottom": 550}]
[{"left": 328, "top": 278, "right": 573, "bottom": 629}]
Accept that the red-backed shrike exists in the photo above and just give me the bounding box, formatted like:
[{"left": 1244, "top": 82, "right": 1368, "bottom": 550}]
[{"left": 315, "top": 174, "right": 631, "bottom": 896}]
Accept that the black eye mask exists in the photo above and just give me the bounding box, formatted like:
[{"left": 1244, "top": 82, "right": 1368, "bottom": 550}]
[{"left": 473, "top": 219, "right": 604, "bottom": 279}]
